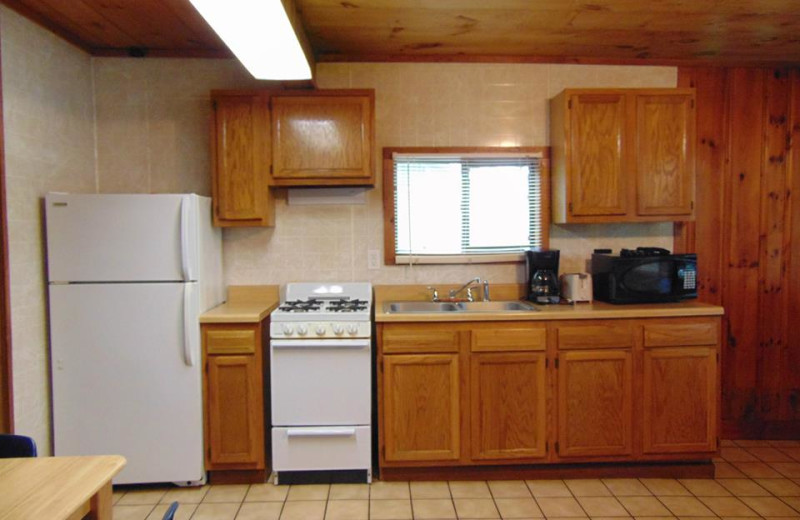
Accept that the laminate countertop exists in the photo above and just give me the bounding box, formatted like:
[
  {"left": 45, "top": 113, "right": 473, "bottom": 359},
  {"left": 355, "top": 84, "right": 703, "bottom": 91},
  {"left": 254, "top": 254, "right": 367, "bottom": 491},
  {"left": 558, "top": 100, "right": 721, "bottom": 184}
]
[
  {"left": 374, "top": 284, "right": 724, "bottom": 323},
  {"left": 199, "top": 285, "right": 280, "bottom": 324}
]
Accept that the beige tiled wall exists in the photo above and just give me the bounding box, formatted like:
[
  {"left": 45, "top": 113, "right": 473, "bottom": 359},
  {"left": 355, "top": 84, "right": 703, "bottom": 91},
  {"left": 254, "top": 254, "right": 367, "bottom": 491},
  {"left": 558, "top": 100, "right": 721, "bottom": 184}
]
[
  {"left": 0, "top": 6, "right": 97, "bottom": 452},
  {"left": 228, "top": 63, "right": 676, "bottom": 282},
  {"left": 92, "top": 59, "right": 676, "bottom": 284},
  {"left": 2, "top": 15, "right": 678, "bottom": 451}
]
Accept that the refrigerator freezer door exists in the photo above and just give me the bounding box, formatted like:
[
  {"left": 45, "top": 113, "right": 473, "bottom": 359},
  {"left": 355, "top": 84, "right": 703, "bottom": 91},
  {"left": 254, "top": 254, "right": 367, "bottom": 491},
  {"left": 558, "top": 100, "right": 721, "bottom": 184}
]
[
  {"left": 45, "top": 193, "right": 199, "bottom": 283},
  {"left": 49, "top": 282, "right": 203, "bottom": 485}
]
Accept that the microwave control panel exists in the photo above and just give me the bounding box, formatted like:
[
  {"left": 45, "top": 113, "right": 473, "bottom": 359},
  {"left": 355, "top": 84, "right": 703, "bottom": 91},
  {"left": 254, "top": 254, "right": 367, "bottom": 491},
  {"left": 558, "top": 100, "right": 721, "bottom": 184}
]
[{"left": 679, "top": 265, "right": 696, "bottom": 290}]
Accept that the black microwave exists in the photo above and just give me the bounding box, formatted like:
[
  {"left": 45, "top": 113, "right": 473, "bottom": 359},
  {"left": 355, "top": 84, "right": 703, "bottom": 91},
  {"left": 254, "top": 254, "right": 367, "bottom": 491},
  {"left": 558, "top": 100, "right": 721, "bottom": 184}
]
[{"left": 591, "top": 248, "right": 697, "bottom": 304}]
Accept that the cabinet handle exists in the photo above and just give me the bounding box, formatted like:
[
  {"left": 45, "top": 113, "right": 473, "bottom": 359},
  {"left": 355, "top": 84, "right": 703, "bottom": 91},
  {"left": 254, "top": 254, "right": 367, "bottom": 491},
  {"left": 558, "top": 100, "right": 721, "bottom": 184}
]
[{"left": 286, "top": 428, "right": 356, "bottom": 438}]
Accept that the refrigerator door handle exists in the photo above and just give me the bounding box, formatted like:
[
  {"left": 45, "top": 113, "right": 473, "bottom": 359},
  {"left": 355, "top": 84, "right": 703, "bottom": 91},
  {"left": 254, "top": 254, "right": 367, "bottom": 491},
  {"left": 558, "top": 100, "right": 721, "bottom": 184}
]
[
  {"left": 180, "top": 196, "right": 193, "bottom": 282},
  {"left": 183, "top": 284, "right": 196, "bottom": 367}
]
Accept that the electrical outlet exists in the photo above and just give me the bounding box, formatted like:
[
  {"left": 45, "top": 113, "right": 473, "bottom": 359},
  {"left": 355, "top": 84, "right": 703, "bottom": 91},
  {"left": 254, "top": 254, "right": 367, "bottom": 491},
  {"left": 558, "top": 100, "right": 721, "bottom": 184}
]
[{"left": 368, "top": 249, "right": 380, "bottom": 270}]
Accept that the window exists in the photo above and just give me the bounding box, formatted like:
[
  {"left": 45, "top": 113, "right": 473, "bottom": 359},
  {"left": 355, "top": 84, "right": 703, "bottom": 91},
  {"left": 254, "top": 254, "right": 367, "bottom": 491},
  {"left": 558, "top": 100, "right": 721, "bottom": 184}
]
[{"left": 383, "top": 147, "right": 550, "bottom": 264}]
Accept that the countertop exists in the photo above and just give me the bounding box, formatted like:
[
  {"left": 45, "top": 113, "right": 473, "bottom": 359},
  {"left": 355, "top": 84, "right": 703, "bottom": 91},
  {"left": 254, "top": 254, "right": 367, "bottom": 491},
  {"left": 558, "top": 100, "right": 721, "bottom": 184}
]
[
  {"left": 374, "top": 284, "right": 724, "bottom": 323},
  {"left": 199, "top": 285, "right": 280, "bottom": 324}
]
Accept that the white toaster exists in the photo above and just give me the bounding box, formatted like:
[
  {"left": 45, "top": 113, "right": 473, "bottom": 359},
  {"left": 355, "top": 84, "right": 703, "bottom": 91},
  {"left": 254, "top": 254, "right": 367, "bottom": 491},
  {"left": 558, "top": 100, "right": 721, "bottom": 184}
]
[{"left": 560, "top": 273, "right": 593, "bottom": 303}]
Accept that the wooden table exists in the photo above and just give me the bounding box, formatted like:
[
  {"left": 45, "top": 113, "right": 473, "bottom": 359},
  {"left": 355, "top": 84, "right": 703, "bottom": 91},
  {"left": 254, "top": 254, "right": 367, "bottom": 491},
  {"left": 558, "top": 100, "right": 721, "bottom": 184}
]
[{"left": 0, "top": 455, "right": 126, "bottom": 520}]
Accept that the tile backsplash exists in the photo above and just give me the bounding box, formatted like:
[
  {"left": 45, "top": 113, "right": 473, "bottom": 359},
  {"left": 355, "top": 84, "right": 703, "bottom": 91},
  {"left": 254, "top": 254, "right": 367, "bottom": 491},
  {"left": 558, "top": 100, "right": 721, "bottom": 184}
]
[
  {"left": 91, "top": 60, "right": 675, "bottom": 287},
  {"left": 222, "top": 62, "right": 675, "bottom": 284}
]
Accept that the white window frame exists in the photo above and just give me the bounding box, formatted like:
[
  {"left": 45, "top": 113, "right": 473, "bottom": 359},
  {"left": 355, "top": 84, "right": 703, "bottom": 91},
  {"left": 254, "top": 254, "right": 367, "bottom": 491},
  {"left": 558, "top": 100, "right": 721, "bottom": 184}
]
[{"left": 383, "top": 147, "right": 551, "bottom": 265}]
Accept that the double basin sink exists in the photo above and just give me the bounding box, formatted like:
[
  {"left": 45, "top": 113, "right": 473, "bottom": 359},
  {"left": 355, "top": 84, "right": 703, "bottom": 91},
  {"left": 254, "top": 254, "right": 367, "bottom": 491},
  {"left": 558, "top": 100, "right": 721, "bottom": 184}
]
[{"left": 384, "top": 300, "right": 538, "bottom": 314}]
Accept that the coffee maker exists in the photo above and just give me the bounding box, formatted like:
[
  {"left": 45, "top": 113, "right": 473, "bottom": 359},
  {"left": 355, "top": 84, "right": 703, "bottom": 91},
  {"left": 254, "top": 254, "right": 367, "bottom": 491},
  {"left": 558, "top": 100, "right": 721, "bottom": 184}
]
[{"left": 525, "top": 249, "right": 560, "bottom": 304}]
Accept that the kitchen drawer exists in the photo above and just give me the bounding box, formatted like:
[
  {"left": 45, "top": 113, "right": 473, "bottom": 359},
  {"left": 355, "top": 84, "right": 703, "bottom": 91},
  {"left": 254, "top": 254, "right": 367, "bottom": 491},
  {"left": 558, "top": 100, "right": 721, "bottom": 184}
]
[
  {"left": 382, "top": 325, "right": 459, "bottom": 354},
  {"left": 205, "top": 328, "right": 256, "bottom": 355},
  {"left": 643, "top": 319, "right": 718, "bottom": 347},
  {"left": 556, "top": 322, "right": 634, "bottom": 349},
  {"left": 471, "top": 325, "right": 546, "bottom": 352},
  {"left": 272, "top": 426, "right": 371, "bottom": 471}
]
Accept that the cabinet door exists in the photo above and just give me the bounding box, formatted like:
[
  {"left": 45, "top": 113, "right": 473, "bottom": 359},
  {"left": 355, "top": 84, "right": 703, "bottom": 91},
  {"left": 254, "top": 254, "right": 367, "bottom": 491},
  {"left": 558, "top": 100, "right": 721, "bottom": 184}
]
[
  {"left": 383, "top": 354, "right": 460, "bottom": 462},
  {"left": 211, "top": 94, "right": 273, "bottom": 227},
  {"left": 635, "top": 93, "right": 695, "bottom": 216},
  {"left": 568, "top": 93, "right": 628, "bottom": 217},
  {"left": 557, "top": 349, "right": 633, "bottom": 458},
  {"left": 271, "top": 94, "right": 374, "bottom": 185},
  {"left": 470, "top": 352, "right": 546, "bottom": 460},
  {"left": 643, "top": 347, "right": 716, "bottom": 454},
  {"left": 206, "top": 354, "right": 264, "bottom": 467}
]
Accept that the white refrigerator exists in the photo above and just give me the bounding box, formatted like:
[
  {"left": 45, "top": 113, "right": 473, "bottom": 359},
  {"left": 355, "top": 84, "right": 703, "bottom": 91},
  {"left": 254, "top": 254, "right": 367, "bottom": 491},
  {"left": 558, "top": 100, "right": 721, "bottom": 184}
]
[{"left": 45, "top": 193, "right": 223, "bottom": 485}]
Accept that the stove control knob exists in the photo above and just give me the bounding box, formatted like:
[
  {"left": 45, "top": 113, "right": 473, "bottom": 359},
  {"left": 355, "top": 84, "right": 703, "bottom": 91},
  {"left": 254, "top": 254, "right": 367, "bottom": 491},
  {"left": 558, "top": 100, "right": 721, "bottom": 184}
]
[
  {"left": 332, "top": 324, "right": 344, "bottom": 336},
  {"left": 347, "top": 324, "right": 359, "bottom": 336},
  {"left": 315, "top": 325, "right": 326, "bottom": 336},
  {"left": 297, "top": 324, "right": 308, "bottom": 336},
  {"left": 281, "top": 324, "right": 294, "bottom": 336}
]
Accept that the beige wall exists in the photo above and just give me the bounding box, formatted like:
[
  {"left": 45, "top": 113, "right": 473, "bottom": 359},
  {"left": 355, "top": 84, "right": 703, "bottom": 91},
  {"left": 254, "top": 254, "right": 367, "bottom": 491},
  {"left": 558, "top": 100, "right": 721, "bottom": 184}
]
[
  {"left": 0, "top": 6, "right": 97, "bottom": 451},
  {"left": 0, "top": 15, "right": 678, "bottom": 450},
  {"left": 93, "top": 60, "right": 675, "bottom": 284}
]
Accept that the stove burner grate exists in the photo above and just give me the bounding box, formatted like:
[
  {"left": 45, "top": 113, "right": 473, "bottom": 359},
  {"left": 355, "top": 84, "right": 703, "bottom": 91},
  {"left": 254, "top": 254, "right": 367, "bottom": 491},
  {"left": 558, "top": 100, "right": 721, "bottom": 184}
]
[
  {"left": 328, "top": 299, "right": 369, "bottom": 312},
  {"left": 279, "top": 298, "right": 323, "bottom": 312}
]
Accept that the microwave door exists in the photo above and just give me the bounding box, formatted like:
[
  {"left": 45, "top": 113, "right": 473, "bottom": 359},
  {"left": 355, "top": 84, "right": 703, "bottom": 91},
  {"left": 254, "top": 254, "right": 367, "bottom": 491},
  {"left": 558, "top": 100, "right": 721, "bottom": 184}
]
[{"left": 620, "top": 261, "right": 675, "bottom": 301}]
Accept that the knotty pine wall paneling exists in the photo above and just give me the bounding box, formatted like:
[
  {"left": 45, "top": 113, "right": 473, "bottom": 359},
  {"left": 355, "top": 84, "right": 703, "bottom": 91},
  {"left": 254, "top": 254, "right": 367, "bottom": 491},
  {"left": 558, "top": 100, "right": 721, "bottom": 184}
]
[
  {"left": 724, "top": 68, "right": 765, "bottom": 435},
  {"left": 677, "top": 67, "right": 800, "bottom": 438},
  {"left": 784, "top": 70, "right": 800, "bottom": 427},
  {"left": 758, "top": 70, "right": 792, "bottom": 431}
]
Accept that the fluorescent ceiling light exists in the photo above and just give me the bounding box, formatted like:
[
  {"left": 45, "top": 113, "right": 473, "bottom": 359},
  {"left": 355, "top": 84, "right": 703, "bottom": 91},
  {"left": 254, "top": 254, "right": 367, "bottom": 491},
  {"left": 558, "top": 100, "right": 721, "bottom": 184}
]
[{"left": 189, "top": 0, "right": 312, "bottom": 80}]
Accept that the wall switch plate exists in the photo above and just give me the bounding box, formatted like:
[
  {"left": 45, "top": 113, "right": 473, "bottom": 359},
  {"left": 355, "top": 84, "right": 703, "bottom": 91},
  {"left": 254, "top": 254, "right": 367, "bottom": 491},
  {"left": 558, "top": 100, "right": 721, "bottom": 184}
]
[{"left": 368, "top": 249, "right": 380, "bottom": 270}]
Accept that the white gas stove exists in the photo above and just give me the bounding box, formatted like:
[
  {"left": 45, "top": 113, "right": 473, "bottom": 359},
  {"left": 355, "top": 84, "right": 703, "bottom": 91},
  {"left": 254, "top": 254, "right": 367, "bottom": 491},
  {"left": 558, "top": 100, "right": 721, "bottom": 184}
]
[
  {"left": 269, "top": 282, "right": 373, "bottom": 484},
  {"left": 270, "top": 283, "right": 372, "bottom": 339}
]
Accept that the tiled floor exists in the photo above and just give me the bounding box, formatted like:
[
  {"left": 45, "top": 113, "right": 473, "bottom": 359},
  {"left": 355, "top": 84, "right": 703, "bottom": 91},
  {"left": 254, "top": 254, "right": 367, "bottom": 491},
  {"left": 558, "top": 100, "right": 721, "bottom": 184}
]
[{"left": 112, "top": 440, "right": 800, "bottom": 520}]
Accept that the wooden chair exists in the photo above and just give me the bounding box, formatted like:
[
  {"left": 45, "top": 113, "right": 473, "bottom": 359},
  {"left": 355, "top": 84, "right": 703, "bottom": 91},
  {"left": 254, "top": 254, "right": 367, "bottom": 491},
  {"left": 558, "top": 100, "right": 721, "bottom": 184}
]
[{"left": 0, "top": 434, "right": 37, "bottom": 458}]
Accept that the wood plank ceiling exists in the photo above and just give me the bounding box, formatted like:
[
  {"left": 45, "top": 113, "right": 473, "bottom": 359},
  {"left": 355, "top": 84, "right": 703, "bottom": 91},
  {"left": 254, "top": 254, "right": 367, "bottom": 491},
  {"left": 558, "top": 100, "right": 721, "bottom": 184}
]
[{"left": 2, "top": 0, "right": 800, "bottom": 65}]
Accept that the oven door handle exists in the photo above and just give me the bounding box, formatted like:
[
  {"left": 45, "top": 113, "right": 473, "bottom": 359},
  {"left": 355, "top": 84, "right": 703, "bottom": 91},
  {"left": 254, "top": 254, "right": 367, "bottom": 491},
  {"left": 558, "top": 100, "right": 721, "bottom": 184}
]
[
  {"left": 271, "top": 339, "right": 370, "bottom": 349},
  {"left": 286, "top": 427, "right": 357, "bottom": 438}
]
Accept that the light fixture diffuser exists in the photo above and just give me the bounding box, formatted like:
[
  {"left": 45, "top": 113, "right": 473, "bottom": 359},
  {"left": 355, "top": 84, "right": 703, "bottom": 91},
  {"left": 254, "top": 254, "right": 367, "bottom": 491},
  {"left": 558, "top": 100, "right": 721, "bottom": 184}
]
[{"left": 189, "top": 0, "right": 312, "bottom": 80}]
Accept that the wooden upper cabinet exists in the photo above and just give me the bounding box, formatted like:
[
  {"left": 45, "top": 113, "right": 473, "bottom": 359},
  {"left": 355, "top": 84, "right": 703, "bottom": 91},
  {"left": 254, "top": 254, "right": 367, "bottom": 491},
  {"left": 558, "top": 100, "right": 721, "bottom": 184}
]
[
  {"left": 211, "top": 93, "right": 274, "bottom": 227},
  {"left": 568, "top": 93, "right": 628, "bottom": 217},
  {"left": 382, "top": 354, "right": 460, "bottom": 463},
  {"left": 551, "top": 88, "right": 696, "bottom": 223},
  {"left": 470, "top": 352, "right": 547, "bottom": 461},
  {"left": 635, "top": 94, "right": 695, "bottom": 216},
  {"left": 271, "top": 91, "right": 375, "bottom": 186}
]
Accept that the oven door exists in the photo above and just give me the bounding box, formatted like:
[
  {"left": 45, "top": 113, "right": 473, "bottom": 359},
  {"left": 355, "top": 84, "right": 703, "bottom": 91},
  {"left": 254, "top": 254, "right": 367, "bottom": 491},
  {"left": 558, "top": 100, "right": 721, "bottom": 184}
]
[{"left": 270, "top": 338, "right": 371, "bottom": 426}]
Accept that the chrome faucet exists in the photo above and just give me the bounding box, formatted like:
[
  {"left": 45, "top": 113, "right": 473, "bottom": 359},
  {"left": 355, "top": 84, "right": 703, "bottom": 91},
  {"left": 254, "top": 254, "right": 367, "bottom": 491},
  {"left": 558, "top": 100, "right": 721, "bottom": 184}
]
[
  {"left": 449, "top": 277, "right": 481, "bottom": 302},
  {"left": 427, "top": 286, "right": 440, "bottom": 302}
]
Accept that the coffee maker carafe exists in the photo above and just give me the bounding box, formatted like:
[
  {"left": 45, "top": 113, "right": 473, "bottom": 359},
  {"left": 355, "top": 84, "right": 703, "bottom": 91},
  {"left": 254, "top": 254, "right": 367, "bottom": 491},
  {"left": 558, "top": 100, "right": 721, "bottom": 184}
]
[{"left": 525, "top": 249, "right": 560, "bottom": 304}]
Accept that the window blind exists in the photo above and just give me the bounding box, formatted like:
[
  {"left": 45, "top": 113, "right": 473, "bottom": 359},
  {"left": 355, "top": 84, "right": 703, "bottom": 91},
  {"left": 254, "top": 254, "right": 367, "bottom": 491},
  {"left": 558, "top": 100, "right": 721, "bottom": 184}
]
[{"left": 393, "top": 154, "right": 543, "bottom": 258}]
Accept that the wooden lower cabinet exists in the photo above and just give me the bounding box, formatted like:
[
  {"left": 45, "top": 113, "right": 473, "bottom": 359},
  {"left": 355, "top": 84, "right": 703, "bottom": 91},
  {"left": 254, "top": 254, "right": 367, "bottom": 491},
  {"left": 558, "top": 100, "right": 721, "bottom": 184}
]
[
  {"left": 642, "top": 346, "right": 717, "bottom": 454},
  {"left": 383, "top": 354, "right": 460, "bottom": 462},
  {"left": 206, "top": 354, "right": 264, "bottom": 465},
  {"left": 556, "top": 349, "right": 633, "bottom": 459},
  {"left": 378, "top": 315, "right": 720, "bottom": 476},
  {"left": 203, "top": 322, "right": 268, "bottom": 478},
  {"left": 470, "top": 352, "right": 546, "bottom": 460}
]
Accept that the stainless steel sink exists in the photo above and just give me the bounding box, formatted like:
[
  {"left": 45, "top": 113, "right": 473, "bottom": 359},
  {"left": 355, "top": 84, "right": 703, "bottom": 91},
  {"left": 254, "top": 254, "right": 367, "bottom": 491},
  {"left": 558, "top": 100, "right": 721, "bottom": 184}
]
[
  {"left": 384, "top": 300, "right": 538, "bottom": 314},
  {"left": 456, "top": 301, "right": 538, "bottom": 312},
  {"left": 385, "top": 302, "right": 461, "bottom": 313}
]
